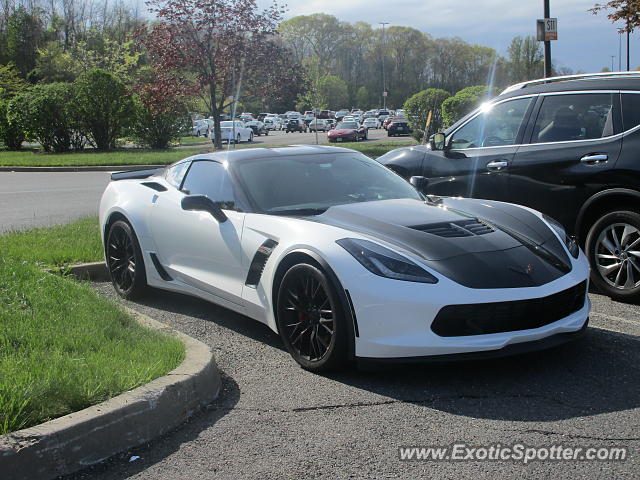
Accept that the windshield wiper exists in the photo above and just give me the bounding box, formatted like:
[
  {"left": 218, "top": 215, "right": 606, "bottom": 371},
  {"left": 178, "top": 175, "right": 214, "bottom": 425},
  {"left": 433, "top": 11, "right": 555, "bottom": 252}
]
[{"left": 270, "top": 208, "right": 328, "bottom": 217}]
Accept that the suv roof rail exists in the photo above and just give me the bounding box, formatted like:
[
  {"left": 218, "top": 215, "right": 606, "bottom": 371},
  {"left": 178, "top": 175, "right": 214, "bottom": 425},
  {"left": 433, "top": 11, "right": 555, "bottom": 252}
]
[{"left": 502, "top": 71, "right": 640, "bottom": 94}]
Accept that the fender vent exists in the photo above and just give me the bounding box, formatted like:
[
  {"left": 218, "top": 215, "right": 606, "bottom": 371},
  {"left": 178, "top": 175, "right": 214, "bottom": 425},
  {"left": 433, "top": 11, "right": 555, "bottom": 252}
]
[
  {"left": 245, "top": 239, "right": 278, "bottom": 287},
  {"left": 412, "top": 219, "right": 494, "bottom": 238},
  {"left": 149, "top": 252, "right": 173, "bottom": 281}
]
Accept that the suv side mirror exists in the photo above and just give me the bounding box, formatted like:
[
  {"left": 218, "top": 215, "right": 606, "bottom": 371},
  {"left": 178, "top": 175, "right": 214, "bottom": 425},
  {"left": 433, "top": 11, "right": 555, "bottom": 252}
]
[
  {"left": 410, "top": 176, "right": 429, "bottom": 193},
  {"left": 181, "top": 194, "right": 228, "bottom": 223},
  {"left": 430, "top": 132, "right": 447, "bottom": 151}
]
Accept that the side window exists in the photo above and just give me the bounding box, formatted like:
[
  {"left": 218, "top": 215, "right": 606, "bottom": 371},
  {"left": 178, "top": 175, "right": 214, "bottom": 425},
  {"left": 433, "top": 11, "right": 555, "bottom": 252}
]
[
  {"left": 531, "top": 93, "right": 614, "bottom": 144},
  {"left": 449, "top": 97, "right": 532, "bottom": 149},
  {"left": 165, "top": 161, "right": 190, "bottom": 188},
  {"left": 181, "top": 161, "right": 239, "bottom": 210},
  {"left": 621, "top": 93, "right": 640, "bottom": 131}
]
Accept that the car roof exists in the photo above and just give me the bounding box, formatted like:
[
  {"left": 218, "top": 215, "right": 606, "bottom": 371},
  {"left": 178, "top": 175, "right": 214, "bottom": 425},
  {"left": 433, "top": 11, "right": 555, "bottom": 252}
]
[
  {"left": 179, "top": 145, "right": 358, "bottom": 164},
  {"left": 499, "top": 74, "right": 640, "bottom": 100}
]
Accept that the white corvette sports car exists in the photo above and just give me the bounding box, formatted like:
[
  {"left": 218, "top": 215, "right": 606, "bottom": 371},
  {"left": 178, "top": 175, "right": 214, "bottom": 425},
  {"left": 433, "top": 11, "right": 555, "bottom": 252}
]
[{"left": 99, "top": 146, "right": 590, "bottom": 371}]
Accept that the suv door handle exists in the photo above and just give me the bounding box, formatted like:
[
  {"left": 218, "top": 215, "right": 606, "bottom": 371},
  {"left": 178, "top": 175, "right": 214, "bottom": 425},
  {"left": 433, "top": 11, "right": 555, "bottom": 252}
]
[
  {"left": 580, "top": 154, "right": 608, "bottom": 165},
  {"left": 486, "top": 160, "right": 509, "bottom": 171}
]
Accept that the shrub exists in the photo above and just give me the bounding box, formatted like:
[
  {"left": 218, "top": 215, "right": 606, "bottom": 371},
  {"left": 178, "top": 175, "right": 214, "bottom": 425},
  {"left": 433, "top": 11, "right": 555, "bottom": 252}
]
[
  {"left": 0, "top": 100, "right": 26, "bottom": 150},
  {"left": 8, "top": 83, "right": 81, "bottom": 153},
  {"left": 403, "top": 88, "right": 450, "bottom": 142},
  {"left": 74, "top": 69, "right": 134, "bottom": 150},
  {"left": 131, "top": 96, "right": 190, "bottom": 149},
  {"left": 441, "top": 85, "right": 499, "bottom": 127}
]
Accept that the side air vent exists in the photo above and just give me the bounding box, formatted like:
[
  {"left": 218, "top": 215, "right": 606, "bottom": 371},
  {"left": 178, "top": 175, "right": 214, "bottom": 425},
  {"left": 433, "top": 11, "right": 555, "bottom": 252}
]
[
  {"left": 245, "top": 239, "right": 278, "bottom": 287},
  {"left": 412, "top": 219, "right": 494, "bottom": 238},
  {"left": 149, "top": 252, "right": 173, "bottom": 281}
]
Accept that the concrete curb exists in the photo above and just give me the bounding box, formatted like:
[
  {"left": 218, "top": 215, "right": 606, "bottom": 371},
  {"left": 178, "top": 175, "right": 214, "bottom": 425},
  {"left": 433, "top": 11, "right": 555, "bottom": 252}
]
[
  {"left": 66, "top": 261, "right": 110, "bottom": 282},
  {"left": 0, "top": 165, "right": 165, "bottom": 172},
  {"left": 0, "top": 308, "right": 221, "bottom": 480}
]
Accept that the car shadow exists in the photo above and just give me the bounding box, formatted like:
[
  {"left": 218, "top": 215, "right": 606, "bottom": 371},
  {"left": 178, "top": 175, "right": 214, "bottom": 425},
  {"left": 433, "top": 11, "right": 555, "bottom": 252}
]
[{"left": 325, "top": 325, "right": 640, "bottom": 422}]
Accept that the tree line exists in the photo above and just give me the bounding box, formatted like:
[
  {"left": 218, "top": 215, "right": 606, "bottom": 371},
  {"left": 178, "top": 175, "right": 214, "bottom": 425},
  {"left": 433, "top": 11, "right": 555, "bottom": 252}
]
[{"left": 0, "top": 0, "right": 591, "bottom": 152}]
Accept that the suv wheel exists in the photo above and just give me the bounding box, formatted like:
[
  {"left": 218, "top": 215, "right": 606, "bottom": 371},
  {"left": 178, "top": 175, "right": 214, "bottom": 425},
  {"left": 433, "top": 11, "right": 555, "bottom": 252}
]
[{"left": 585, "top": 209, "right": 640, "bottom": 300}]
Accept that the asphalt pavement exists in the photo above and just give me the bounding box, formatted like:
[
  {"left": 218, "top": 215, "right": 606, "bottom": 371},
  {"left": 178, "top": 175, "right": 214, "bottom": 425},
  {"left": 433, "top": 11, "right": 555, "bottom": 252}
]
[{"left": 1, "top": 164, "right": 639, "bottom": 479}]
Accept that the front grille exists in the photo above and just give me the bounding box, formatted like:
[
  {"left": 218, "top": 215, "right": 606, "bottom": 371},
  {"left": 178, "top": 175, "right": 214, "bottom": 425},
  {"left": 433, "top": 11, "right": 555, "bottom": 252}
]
[
  {"left": 431, "top": 281, "right": 587, "bottom": 337},
  {"left": 412, "top": 219, "right": 494, "bottom": 238}
]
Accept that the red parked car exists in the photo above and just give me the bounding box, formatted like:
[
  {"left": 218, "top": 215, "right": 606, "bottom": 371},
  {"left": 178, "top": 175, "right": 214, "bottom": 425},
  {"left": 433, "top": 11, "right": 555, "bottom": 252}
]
[{"left": 327, "top": 121, "right": 367, "bottom": 143}]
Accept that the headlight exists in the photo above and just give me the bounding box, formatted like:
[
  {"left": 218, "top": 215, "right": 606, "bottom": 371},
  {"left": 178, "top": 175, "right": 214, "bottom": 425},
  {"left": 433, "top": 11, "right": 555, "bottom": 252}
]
[
  {"left": 336, "top": 238, "right": 438, "bottom": 284},
  {"left": 543, "top": 215, "right": 580, "bottom": 259}
]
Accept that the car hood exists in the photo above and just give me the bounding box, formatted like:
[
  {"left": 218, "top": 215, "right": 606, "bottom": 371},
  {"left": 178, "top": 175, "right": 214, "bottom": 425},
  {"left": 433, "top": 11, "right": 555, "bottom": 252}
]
[
  {"left": 329, "top": 129, "right": 356, "bottom": 134},
  {"left": 308, "top": 198, "right": 572, "bottom": 288}
]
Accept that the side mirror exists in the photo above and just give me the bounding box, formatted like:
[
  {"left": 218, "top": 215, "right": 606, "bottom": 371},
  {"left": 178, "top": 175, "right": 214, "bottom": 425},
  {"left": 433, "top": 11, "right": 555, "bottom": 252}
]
[
  {"left": 429, "top": 132, "right": 447, "bottom": 151},
  {"left": 410, "top": 176, "right": 429, "bottom": 193},
  {"left": 181, "top": 194, "right": 228, "bottom": 223}
]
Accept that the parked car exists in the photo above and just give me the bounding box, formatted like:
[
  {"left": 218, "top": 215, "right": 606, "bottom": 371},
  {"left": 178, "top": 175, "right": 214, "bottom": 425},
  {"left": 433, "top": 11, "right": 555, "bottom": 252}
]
[
  {"left": 239, "top": 113, "right": 254, "bottom": 123},
  {"left": 308, "top": 119, "right": 330, "bottom": 132},
  {"left": 263, "top": 117, "right": 283, "bottom": 131},
  {"left": 303, "top": 111, "right": 316, "bottom": 124},
  {"left": 387, "top": 117, "right": 411, "bottom": 136},
  {"left": 377, "top": 72, "right": 640, "bottom": 300},
  {"left": 325, "top": 118, "right": 337, "bottom": 130},
  {"left": 192, "top": 119, "right": 213, "bottom": 137},
  {"left": 327, "top": 120, "right": 367, "bottom": 142},
  {"left": 335, "top": 109, "right": 350, "bottom": 121},
  {"left": 245, "top": 120, "right": 268, "bottom": 136},
  {"left": 101, "top": 146, "right": 590, "bottom": 371},
  {"left": 210, "top": 120, "right": 254, "bottom": 144},
  {"left": 285, "top": 118, "right": 307, "bottom": 133},
  {"left": 363, "top": 117, "right": 380, "bottom": 129},
  {"left": 286, "top": 111, "right": 301, "bottom": 120}
]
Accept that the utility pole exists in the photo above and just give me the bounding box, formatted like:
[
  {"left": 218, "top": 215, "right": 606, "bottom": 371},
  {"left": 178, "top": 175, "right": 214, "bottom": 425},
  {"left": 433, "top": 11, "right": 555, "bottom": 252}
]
[
  {"left": 543, "top": 0, "right": 552, "bottom": 77},
  {"left": 380, "top": 22, "right": 389, "bottom": 110},
  {"left": 627, "top": 18, "right": 631, "bottom": 71},
  {"left": 611, "top": 55, "right": 615, "bottom": 71}
]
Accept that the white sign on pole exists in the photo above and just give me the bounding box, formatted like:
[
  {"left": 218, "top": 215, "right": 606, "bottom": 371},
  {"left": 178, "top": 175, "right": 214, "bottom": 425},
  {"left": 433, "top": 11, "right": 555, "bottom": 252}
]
[{"left": 544, "top": 17, "right": 557, "bottom": 41}]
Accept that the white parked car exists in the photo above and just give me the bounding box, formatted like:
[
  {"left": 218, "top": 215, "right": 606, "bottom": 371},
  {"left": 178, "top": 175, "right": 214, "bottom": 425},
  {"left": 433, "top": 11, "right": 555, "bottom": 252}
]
[
  {"left": 99, "top": 146, "right": 590, "bottom": 371},
  {"left": 362, "top": 118, "right": 380, "bottom": 129},
  {"left": 264, "top": 117, "right": 282, "bottom": 131},
  {"left": 210, "top": 121, "right": 254, "bottom": 144},
  {"left": 192, "top": 119, "right": 213, "bottom": 137},
  {"left": 308, "top": 119, "right": 329, "bottom": 132}
]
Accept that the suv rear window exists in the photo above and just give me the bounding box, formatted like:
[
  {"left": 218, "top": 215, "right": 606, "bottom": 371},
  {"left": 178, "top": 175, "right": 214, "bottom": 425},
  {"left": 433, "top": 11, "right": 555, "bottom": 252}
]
[
  {"left": 621, "top": 93, "right": 640, "bottom": 131},
  {"left": 531, "top": 93, "right": 614, "bottom": 143}
]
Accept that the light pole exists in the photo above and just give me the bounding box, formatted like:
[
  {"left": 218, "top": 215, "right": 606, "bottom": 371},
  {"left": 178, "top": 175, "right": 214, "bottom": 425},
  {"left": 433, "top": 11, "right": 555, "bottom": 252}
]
[
  {"left": 543, "top": 0, "right": 552, "bottom": 78},
  {"left": 380, "top": 22, "right": 389, "bottom": 109},
  {"left": 611, "top": 55, "right": 615, "bottom": 71}
]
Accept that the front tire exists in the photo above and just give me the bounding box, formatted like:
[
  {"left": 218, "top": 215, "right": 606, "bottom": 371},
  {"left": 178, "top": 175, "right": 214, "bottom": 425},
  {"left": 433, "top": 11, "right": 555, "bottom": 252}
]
[
  {"left": 276, "top": 263, "right": 348, "bottom": 371},
  {"left": 585, "top": 209, "right": 640, "bottom": 301},
  {"left": 106, "top": 220, "right": 147, "bottom": 299}
]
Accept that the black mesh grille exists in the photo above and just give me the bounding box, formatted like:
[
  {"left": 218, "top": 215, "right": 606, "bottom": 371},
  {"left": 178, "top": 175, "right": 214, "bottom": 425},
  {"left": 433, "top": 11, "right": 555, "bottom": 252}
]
[
  {"left": 431, "top": 281, "right": 587, "bottom": 337},
  {"left": 413, "top": 219, "right": 494, "bottom": 238}
]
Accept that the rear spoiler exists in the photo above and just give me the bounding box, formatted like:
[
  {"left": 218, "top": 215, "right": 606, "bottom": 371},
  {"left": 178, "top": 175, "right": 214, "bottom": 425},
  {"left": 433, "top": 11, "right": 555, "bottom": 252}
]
[{"left": 110, "top": 167, "right": 164, "bottom": 181}]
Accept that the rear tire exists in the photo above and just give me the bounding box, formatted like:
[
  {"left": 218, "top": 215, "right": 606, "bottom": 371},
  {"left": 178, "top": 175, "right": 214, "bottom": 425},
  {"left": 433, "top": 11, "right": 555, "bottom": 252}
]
[
  {"left": 585, "top": 209, "right": 640, "bottom": 301},
  {"left": 106, "top": 220, "right": 147, "bottom": 300},
  {"left": 276, "top": 263, "right": 348, "bottom": 372}
]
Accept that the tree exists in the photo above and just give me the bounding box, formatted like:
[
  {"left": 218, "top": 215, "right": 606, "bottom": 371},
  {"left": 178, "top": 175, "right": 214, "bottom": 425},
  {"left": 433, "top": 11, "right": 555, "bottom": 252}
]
[
  {"left": 74, "top": 68, "right": 134, "bottom": 150},
  {"left": 0, "top": 63, "right": 29, "bottom": 100},
  {"left": 403, "top": 88, "right": 450, "bottom": 142},
  {"left": 591, "top": 1, "right": 640, "bottom": 32},
  {"left": 143, "top": 0, "right": 294, "bottom": 149},
  {"left": 441, "top": 85, "right": 498, "bottom": 127},
  {"left": 6, "top": 5, "right": 45, "bottom": 78},
  {"left": 505, "top": 36, "right": 543, "bottom": 83},
  {"left": 317, "top": 75, "right": 349, "bottom": 110},
  {"left": 0, "top": 99, "right": 26, "bottom": 150},
  {"left": 356, "top": 86, "right": 369, "bottom": 108}
]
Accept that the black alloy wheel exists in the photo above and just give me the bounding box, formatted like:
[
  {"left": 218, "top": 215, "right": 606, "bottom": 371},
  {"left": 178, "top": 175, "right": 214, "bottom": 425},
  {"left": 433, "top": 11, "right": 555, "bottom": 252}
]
[
  {"left": 586, "top": 209, "right": 640, "bottom": 301},
  {"left": 106, "top": 220, "right": 147, "bottom": 299},
  {"left": 276, "top": 264, "right": 347, "bottom": 371}
]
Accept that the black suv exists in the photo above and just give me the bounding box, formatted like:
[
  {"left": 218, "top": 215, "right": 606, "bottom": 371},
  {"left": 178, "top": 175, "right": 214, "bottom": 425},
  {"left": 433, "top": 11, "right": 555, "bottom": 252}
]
[
  {"left": 378, "top": 73, "right": 640, "bottom": 300},
  {"left": 285, "top": 118, "right": 307, "bottom": 133}
]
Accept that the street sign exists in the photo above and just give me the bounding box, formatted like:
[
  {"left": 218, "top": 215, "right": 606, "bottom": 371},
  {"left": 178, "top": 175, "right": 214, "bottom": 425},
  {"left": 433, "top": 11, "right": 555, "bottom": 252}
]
[
  {"left": 383, "top": 91, "right": 388, "bottom": 97},
  {"left": 537, "top": 18, "right": 557, "bottom": 41}
]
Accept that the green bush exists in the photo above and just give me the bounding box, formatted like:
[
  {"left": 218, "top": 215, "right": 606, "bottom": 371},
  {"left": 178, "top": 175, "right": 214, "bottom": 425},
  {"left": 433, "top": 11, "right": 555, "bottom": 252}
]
[
  {"left": 7, "top": 83, "right": 81, "bottom": 153},
  {"left": 131, "top": 96, "right": 191, "bottom": 149},
  {"left": 74, "top": 69, "right": 134, "bottom": 151},
  {"left": 0, "top": 100, "right": 26, "bottom": 150},
  {"left": 441, "top": 85, "right": 499, "bottom": 127},
  {"left": 403, "top": 88, "right": 450, "bottom": 142}
]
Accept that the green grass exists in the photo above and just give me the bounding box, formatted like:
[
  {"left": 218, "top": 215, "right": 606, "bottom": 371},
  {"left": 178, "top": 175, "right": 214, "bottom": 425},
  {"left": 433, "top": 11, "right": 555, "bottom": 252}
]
[
  {"left": 0, "top": 217, "right": 103, "bottom": 267},
  {"left": 0, "top": 140, "right": 415, "bottom": 167},
  {"left": 0, "top": 219, "right": 185, "bottom": 434},
  {"left": 176, "top": 135, "right": 211, "bottom": 145}
]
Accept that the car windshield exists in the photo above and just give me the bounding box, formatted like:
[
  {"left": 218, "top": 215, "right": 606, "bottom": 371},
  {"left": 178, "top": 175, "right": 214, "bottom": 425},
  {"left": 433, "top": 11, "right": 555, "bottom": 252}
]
[
  {"left": 337, "top": 122, "right": 357, "bottom": 129},
  {"left": 233, "top": 153, "right": 421, "bottom": 214}
]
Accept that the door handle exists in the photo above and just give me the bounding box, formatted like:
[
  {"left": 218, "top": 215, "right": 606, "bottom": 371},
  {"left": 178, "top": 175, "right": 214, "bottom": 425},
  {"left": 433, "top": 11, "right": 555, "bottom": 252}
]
[
  {"left": 486, "top": 160, "right": 509, "bottom": 171},
  {"left": 580, "top": 154, "right": 608, "bottom": 165}
]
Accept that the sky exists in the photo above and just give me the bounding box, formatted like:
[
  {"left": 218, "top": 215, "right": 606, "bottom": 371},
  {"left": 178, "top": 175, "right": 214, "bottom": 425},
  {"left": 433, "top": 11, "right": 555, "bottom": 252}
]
[{"left": 258, "top": 0, "right": 634, "bottom": 73}]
